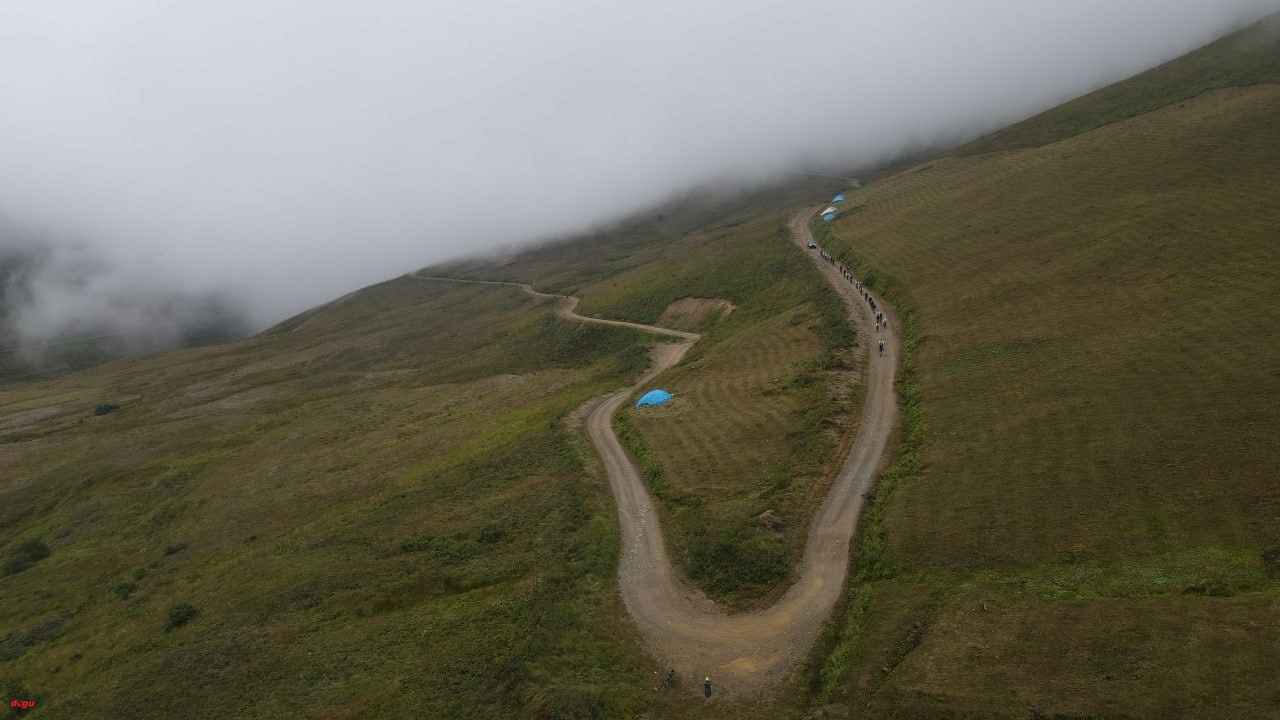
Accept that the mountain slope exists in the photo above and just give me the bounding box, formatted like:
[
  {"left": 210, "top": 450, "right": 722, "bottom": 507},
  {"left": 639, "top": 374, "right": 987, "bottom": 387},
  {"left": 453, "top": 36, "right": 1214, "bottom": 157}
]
[
  {"left": 0, "top": 177, "right": 859, "bottom": 719},
  {"left": 2, "top": 13, "right": 1277, "bottom": 720},
  {"left": 810, "top": 32, "right": 1280, "bottom": 719},
  {"left": 956, "top": 10, "right": 1280, "bottom": 155},
  {"left": 0, "top": 277, "right": 666, "bottom": 718}
]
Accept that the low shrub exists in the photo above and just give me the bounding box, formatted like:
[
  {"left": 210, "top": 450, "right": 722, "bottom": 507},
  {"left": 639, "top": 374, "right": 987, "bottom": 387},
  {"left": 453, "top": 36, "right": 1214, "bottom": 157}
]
[
  {"left": 2, "top": 539, "right": 51, "bottom": 576},
  {"left": 164, "top": 603, "right": 198, "bottom": 632},
  {"left": 478, "top": 523, "right": 505, "bottom": 544}
]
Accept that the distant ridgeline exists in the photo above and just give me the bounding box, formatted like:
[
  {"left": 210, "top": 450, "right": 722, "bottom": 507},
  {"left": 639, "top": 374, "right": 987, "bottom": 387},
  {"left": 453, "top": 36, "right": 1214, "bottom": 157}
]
[
  {"left": 955, "top": 10, "right": 1280, "bottom": 156},
  {"left": 0, "top": 245, "right": 251, "bottom": 382}
]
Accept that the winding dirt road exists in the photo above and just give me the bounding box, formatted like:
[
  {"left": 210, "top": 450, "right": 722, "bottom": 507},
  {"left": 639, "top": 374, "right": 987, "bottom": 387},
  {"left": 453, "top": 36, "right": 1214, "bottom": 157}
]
[{"left": 414, "top": 207, "right": 900, "bottom": 698}]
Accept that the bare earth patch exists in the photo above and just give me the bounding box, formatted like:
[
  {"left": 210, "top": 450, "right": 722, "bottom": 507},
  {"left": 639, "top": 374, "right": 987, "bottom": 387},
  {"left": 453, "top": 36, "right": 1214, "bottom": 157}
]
[{"left": 656, "top": 297, "right": 735, "bottom": 332}]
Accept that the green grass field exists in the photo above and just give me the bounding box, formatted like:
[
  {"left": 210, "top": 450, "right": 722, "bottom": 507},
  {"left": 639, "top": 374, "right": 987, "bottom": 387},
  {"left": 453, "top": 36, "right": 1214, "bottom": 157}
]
[
  {"left": 808, "top": 61, "right": 1280, "bottom": 718},
  {"left": 623, "top": 298, "right": 852, "bottom": 606},
  {"left": 0, "top": 277, "right": 681, "bottom": 719}
]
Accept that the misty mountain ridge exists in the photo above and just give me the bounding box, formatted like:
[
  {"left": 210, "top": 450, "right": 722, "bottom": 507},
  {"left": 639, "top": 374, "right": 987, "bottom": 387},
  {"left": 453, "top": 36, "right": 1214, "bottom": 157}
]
[
  {"left": 2, "top": 1, "right": 1275, "bottom": 364},
  {"left": 0, "top": 223, "right": 250, "bottom": 378}
]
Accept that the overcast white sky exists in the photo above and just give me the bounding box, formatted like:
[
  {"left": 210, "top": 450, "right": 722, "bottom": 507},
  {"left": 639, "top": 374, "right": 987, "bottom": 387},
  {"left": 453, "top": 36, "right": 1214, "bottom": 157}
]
[{"left": 1, "top": 0, "right": 1276, "bottom": 337}]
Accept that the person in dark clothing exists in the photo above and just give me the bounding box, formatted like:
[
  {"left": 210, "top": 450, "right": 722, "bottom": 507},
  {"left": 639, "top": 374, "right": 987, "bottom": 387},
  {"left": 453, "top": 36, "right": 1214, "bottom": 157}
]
[{"left": 703, "top": 677, "right": 713, "bottom": 704}]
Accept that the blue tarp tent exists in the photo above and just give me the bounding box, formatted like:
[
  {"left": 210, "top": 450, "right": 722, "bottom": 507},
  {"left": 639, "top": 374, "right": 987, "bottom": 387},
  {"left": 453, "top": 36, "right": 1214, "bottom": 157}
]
[
  {"left": 822, "top": 213, "right": 836, "bottom": 222},
  {"left": 636, "top": 389, "right": 673, "bottom": 407},
  {"left": 832, "top": 194, "right": 846, "bottom": 202}
]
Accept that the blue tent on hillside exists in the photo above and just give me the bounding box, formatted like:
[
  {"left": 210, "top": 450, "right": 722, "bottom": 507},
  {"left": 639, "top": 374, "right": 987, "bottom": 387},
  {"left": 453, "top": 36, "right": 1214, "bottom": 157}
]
[
  {"left": 832, "top": 194, "right": 846, "bottom": 202},
  {"left": 822, "top": 213, "right": 836, "bottom": 222},
  {"left": 636, "top": 389, "right": 674, "bottom": 407}
]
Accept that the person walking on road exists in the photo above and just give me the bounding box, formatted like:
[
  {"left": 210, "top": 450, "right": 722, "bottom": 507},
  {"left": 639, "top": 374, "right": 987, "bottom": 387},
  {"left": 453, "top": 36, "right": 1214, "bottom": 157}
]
[
  {"left": 703, "top": 677, "right": 713, "bottom": 704},
  {"left": 879, "top": 339, "right": 884, "bottom": 356}
]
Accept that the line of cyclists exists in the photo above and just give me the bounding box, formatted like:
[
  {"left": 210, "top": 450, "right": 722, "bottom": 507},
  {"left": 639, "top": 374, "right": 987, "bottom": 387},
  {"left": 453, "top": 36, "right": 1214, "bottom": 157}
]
[{"left": 810, "top": 238, "right": 888, "bottom": 357}]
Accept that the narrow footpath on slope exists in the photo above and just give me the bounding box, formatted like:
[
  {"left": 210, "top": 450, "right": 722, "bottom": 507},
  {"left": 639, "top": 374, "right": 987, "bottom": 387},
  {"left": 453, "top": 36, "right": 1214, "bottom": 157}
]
[{"left": 413, "top": 206, "right": 901, "bottom": 699}]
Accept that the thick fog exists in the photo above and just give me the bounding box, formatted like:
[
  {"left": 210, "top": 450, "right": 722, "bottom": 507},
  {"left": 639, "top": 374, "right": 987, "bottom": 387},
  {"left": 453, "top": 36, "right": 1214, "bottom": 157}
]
[{"left": 1, "top": 0, "right": 1276, "bottom": 356}]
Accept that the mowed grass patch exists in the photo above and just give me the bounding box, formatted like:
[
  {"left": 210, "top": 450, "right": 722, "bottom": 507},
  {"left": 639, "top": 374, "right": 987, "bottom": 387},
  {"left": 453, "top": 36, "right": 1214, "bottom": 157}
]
[
  {"left": 809, "top": 83, "right": 1280, "bottom": 715},
  {"left": 0, "top": 279, "right": 672, "bottom": 719},
  {"left": 860, "top": 573, "right": 1280, "bottom": 719},
  {"left": 630, "top": 307, "right": 822, "bottom": 500},
  {"left": 623, "top": 305, "right": 852, "bottom": 606},
  {"left": 829, "top": 85, "right": 1280, "bottom": 570},
  {"left": 591, "top": 216, "right": 858, "bottom": 606}
]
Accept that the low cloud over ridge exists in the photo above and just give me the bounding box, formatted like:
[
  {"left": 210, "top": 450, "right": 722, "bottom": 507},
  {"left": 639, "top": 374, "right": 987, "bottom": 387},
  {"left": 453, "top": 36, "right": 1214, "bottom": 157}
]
[{"left": 1, "top": 0, "right": 1276, "bottom": 345}]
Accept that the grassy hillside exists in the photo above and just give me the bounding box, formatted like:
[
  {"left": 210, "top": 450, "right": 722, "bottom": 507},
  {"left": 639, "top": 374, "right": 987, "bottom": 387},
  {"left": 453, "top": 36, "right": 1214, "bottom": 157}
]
[
  {"left": 0, "top": 174, "right": 859, "bottom": 717},
  {"left": 0, "top": 277, "right": 673, "bottom": 719},
  {"left": 956, "top": 10, "right": 1280, "bottom": 155},
  {"left": 438, "top": 179, "right": 842, "bottom": 298},
  {"left": 4, "top": 13, "right": 1276, "bottom": 719},
  {"left": 602, "top": 217, "right": 857, "bottom": 607},
  {"left": 810, "top": 68, "right": 1280, "bottom": 718},
  {"left": 621, "top": 306, "right": 836, "bottom": 606}
]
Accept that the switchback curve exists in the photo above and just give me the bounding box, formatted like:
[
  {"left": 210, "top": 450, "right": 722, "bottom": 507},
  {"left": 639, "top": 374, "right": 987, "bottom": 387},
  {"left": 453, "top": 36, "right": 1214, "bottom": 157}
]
[{"left": 412, "top": 207, "right": 900, "bottom": 698}]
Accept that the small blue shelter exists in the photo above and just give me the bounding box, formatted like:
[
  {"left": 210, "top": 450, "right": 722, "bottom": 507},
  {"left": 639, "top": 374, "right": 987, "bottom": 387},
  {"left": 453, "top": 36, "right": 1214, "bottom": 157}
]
[
  {"left": 822, "top": 213, "right": 836, "bottom": 222},
  {"left": 636, "top": 389, "right": 674, "bottom": 407},
  {"left": 832, "top": 194, "right": 846, "bottom": 202}
]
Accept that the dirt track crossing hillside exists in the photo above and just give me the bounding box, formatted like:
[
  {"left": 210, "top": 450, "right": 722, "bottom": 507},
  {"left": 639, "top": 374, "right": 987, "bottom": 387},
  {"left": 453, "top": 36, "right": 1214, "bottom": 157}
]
[{"left": 412, "top": 207, "right": 900, "bottom": 699}]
